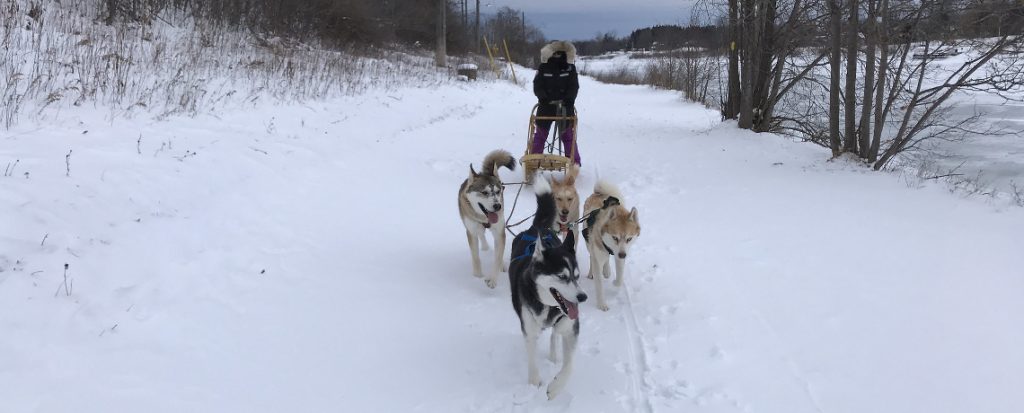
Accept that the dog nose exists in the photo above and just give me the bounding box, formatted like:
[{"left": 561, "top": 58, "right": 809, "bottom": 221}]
[
  {"left": 561, "top": 209, "right": 569, "bottom": 215},
  {"left": 617, "top": 252, "right": 627, "bottom": 259},
  {"left": 493, "top": 203, "right": 501, "bottom": 211},
  {"left": 577, "top": 293, "right": 588, "bottom": 303}
]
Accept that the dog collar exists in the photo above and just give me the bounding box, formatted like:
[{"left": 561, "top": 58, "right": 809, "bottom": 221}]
[
  {"left": 558, "top": 222, "right": 574, "bottom": 233},
  {"left": 602, "top": 240, "right": 614, "bottom": 255}
]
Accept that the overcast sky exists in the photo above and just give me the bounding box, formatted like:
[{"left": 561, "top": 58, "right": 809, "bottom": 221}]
[{"left": 485, "top": 0, "right": 697, "bottom": 40}]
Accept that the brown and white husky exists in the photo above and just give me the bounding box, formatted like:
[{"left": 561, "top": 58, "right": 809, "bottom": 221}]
[
  {"left": 581, "top": 180, "right": 640, "bottom": 311},
  {"left": 550, "top": 164, "right": 581, "bottom": 246}
]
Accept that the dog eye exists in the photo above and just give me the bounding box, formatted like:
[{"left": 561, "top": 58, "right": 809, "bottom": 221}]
[
  {"left": 613, "top": 236, "right": 620, "bottom": 242},
  {"left": 627, "top": 237, "right": 633, "bottom": 242}
]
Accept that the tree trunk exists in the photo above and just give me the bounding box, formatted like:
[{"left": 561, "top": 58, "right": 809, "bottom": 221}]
[
  {"left": 858, "top": 0, "right": 876, "bottom": 158},
  {"left": 726, "top": 0, "right": 741, "bottom": 119},
  {"left": 105, "top": 0, "right": 117, "bottom": 25},
  {"left": 756, "top": 55, "right": 785, "bottom": 132},
  {"left": 436, "top": 0, "right": 447, "bottom": 67},
  {"left": 828, "top": 0, "right": 842, "bottom": 155},
  {"left": 475, "top": 0, "right": 480, "bottom": 53},
  {"left": 869, "top": 0, "right": 889, "bottom": 163},
  {"left": 752, "top": 0, "right": 777, "bottom": 131},
  {"left": 843, "top": 0, "right": 859, "bottom": 154},
  {"left": 738, "top": 0, "right": 755, "bottom": 129}
]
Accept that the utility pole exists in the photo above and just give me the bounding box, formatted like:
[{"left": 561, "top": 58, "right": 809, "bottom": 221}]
[
  {"left": 436, "top": 0, "right": 447, "bottom": 67},
  {"left": 475, "top": 0, "right": 480, "bottom": 53},
  {"left": 521, "top": 11, "right": 526, "bottom": 41}
]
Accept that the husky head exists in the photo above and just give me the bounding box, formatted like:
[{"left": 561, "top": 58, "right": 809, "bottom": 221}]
[
  {"left": 465, "top": 165, "right": 504, "bottom": 224},
  {"left": 551, "top": 165, "right": 580, "bottom": 229},
  {"left": 600, "top": 207, "right": 641, "bottom": 259},
  {"left": 531, "top": 231, "right": 587, "bottom": 320}
]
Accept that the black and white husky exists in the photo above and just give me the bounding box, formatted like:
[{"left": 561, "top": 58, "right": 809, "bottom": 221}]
[{"left": 508, "top": 175, "right": 588, "bottom": 400}]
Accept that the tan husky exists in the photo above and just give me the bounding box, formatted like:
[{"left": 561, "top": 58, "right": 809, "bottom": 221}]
[
  {"left": 458, "top": 149, "right": 516, "bottom": 288},
  {"left": 550, "top": 164, "right": 581, "bottom": 246},
  {"left": 581, "top": 180, "right": 640, "bottom": 311}
]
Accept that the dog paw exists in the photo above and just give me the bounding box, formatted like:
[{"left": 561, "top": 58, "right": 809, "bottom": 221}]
[
  {"left": 586, "top": 273, "right": 594, "bottom": 279},
  {"left": 485, "top": 278, "right": 497, "bottom": 289},
  {"left": 546, "top": 378, "right": 567, "bottom": 400},
  {"left": 597, "top": 302, "right": 610, "bottom": 311},
  {"left": 613, "top": 278, "right": 623, "bottom": 287},
  {"left": 603, "top": 272, "right": 611, "bottom": 279},
  {"left": 548, "top": 353, "right": 559, "bottom": 363},
  {"left": 529, "top": 375, "right": 542, "bottom": 387}
]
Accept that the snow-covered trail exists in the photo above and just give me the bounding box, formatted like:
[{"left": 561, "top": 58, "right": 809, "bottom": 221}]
[{"left": 2, "top": 74, "right": 1023, "bottom": 413}]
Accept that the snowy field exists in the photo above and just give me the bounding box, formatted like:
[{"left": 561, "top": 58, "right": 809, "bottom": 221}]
[{"left": 3, "top": 68, "right": 1023, "bottom": 412}]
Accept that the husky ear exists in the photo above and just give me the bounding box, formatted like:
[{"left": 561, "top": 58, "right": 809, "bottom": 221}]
[
  {"left": 564, "top": 164, "right": 578, "bottom": 186},
  {"left": 607, "top": 208, "right": 617, "bottom": 220},
  {"left": 532, "top": 235, "right": 545, "bottom": 261},
  {"left": 629, "top": 207, "right": 638, "bottom": 222},
  {"left": 469, "top": 164, "right": 478, "bottom": 178},
  {"left": 562, "top": 231, "right": 576, "bottom": 253}
]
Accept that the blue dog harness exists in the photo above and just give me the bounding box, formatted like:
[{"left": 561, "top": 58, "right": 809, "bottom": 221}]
[{"left": 511, "top": 232, "right": 557, "bottom": 262}]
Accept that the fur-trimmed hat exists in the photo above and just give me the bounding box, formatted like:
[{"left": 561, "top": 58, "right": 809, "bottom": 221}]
[{"left": 540, "top": 41, "right": 577, "bottom": 65}]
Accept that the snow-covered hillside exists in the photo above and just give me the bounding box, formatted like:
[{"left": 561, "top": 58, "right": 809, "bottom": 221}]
[{"left": 3, "top": 68, "right": 1023, "bottom": 412}]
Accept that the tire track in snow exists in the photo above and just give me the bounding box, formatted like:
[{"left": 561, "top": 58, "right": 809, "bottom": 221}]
[{"left": 620, "top": 279, "right": 655, "bottom": 413}]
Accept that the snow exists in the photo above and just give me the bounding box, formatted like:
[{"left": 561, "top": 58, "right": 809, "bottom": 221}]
[
  {"left": 578, "top": 51, "right": 650, "bottom": 76},
  {"left": 3, "top": 69, "right": 1024, "bottom": 413}
]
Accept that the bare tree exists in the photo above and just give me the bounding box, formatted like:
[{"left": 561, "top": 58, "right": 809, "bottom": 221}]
[
  {"left": 843, "top": 0, "right": 859, "bottom": 153},
  {"left": 436, "top": 0, "right": 446, "bottom": 66},
  {"left": 725, "top": 0, "right": 741, "bottom": 119},
  {"left": 858, "top": 0, "right": 878, "bottom": 158},
  {"left": 828, "top": 0, "right": 843, "bottom": 155}
]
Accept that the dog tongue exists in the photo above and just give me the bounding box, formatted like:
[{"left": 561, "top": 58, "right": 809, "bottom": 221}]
[
  {"left": 565, "top": 301, "right": 579, "bottom": 320},
  {"left": 486, "top": 212, "right": 498, "bottom": 224}
]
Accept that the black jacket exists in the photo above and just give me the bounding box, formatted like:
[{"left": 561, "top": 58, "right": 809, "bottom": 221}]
[{"left": 533, "top": 61, "right": 579, "bottom": 107}]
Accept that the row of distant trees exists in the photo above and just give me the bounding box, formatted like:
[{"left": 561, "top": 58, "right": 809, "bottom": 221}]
[
  {"left": 577, "top": 2, "right": 1024, "bottom": 58},
  {"left": 575, "top": 25, "right": 727, "bottom": 56},
  {"left": 102, "top": 0, "right": 547, "bottom": 64}
]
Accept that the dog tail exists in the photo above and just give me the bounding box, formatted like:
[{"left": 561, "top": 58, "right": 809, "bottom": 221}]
[
  {"left": 532, "top": 174, "right": 556, "bottom": 231},
  {"left": 593, "top": 179, "right": 624, "bottom": 200},
  {"left": 481, "top": 149, "right": 516, "bottom": 177}
]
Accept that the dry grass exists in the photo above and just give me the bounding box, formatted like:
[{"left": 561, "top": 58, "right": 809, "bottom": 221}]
[
  {"left": 0, "top": 0, "right": 453, "bottom": 128},
  {"left": 582, "top": 53, "right": 722, "bottom": 107}
]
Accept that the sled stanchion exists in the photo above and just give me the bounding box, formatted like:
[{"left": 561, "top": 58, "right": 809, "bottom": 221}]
[{"left": 521, "top": 103, "right": 579, "bottom": 180}]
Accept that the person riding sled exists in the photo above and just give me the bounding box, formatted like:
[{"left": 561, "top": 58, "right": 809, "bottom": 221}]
[{"left": 531, "top": 40, "right": 581, "bottom": 165}]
